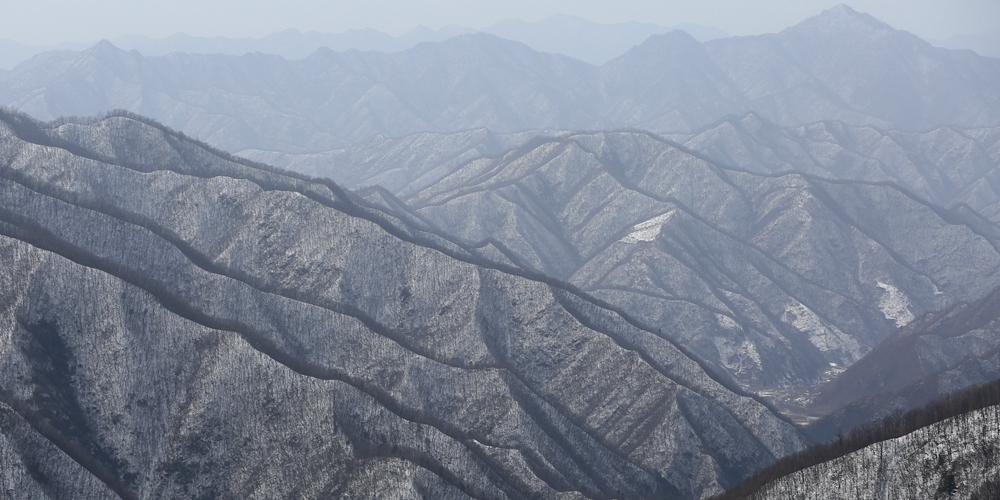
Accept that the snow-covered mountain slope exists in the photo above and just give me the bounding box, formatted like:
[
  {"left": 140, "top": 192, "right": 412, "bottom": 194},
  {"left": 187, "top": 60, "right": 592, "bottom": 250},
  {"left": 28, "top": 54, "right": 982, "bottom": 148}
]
[
  {"left": 240, "top": 112, "right": 1000, "bottom": 429},
  {"left": 807, "top": 284, "right": 1000, "bottom": 441},
  {"left": 0, "top": 109, "right": 808, "bottom": 499},
  {"left": 673, "top": 114, "right": 1000, "bottom": 224},
  {"left": 246, "top": 113, "right": 1000, "bottom": 228},
  {"left": 239, "top": 128, "right": 552, "bottom": 197},
  {"left": 750, "top": 404, "right": 1000, "bottom": 499},
  {"left": 718, "top": 379, "right": 1000, "bottom": 499},
  {"left": 376, "top": 130, "right": 1000, "bottom": 401}
]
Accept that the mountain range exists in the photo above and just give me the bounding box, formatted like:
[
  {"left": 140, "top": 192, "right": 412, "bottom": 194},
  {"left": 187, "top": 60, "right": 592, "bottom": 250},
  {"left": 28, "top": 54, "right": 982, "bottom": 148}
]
[
  {"left": 2, "top": 4, "right": 1000, "bottom": 499},
  {"left": 2, "top": 5, "right": 998, "bottom": 155},
  {"left": 0, "top": 109, "right": 808, "bottom": 499},
  {"left": 0, "top": 15, "right": 728, "bottom": 71},
  {"left": 362, "top": 129, "right": 1000, "bottom": 399}
]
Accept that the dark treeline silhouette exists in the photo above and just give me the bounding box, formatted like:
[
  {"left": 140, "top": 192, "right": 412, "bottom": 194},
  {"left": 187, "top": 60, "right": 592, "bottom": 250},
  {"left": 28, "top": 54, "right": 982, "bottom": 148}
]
[{"left": 713, "top": 377, "right": 1000, "bottom": 499}]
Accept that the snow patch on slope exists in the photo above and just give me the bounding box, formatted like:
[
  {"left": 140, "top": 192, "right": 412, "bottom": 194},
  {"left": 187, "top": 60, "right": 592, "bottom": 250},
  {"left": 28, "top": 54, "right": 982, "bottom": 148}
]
[
  {"left": 621, "top": 211, "right": 675, "bottom": 243},
  {"left": 713, "top": 335, "right": 762, "bottom": 377},
  {"left": 782, "top": 302, "right": 862, "bottom": 360},
  {"left": 876, "top": 281, "right": 915, "bottom": 327},
  {"left": 716, "top": 313, "right": 739, "bottom": 330}
]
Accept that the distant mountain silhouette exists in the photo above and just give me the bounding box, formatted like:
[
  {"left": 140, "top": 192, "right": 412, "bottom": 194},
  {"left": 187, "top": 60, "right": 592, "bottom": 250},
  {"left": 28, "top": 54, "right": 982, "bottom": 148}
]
[
  {"left": 481, "top": 14, "right": 727, "bottom": 64},
  {"left": 931, "top": 30, "right": 1000, "bottom": 59},
  {"left": 3, "top": 5, "right": 1000, "bottom": 498},
  {"left": 2, "top": 5, "right": 997, "bottom": 153},
  {"left": 0, "top": 15, "right": 727, "bottom": 70}
]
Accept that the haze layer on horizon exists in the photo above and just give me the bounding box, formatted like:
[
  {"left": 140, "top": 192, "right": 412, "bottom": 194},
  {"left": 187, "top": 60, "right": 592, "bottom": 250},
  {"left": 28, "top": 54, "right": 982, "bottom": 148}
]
[{"left": 2, "top": 0, "right": 996, "bottom": 46}]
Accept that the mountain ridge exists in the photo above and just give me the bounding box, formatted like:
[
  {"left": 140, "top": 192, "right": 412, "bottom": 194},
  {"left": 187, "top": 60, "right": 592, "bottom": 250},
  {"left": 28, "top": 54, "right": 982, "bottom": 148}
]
[
  {"left": 357, "top": 127, "right": 1000, "bottom": 406},
  {"left": 719, "top": 377, "right": 1000, "bottom": 499},
  {"left": 0, "top": 108, "right": 807, "bottom": 498},
  {"left": 3, "top": 5, "right": 998, "bottom": 153}
]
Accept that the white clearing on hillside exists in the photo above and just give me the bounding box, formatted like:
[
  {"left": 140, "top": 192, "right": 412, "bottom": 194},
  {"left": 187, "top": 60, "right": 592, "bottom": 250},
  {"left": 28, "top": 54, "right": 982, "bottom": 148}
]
[
  {"left": 716, "top": 313, "right": 740, "bottom": 330},
  {"left": 876, "top": 281, "right": 915, "bottom": 327},
  {"left": 621, "top": 211, "right": 675, "bottom": 243},
  {"left": 782, "top": 301, "right": 863, "bottom": 360},
  {"left": 713, "top": 335, "right": 762, "bottom": 377}
]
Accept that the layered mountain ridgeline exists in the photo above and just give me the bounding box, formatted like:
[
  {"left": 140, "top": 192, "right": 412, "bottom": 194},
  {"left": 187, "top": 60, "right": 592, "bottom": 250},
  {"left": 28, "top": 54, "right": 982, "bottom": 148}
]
[
  {"left": 242, "top": 117, "right": 1000, "bottom": 420},
  {"left": 243, "top": 113, "right": 1000, "bottom": 224},
  {"left": 0, "top": 109, "right": 810, "bottom": 499},
  {"left": 0, "top": 16, "right": 728, "bottom": 71},
  {"left": 805, "top": 284, "right": 1000, "bottom": 441},
  {"left": 241, "top": 128, "right": 556, "bottom": 197},
  {"left": 717, "top": 379, "right": 1000, "bottom": 499},
  {"left": 672, "top": 114, "right": 1000, "bottom": 223},
  {"left": 476, "top": 15, "right": 727, "bottom": 66},
  {"left": 2, "top": 6, "right": 998, "bottom": 154},
  {"left": 0, "top": 35, "right": 602, "bottom": 153},
  {"left": 343, "top": 130, "right": 1000, "bottom": 405}
]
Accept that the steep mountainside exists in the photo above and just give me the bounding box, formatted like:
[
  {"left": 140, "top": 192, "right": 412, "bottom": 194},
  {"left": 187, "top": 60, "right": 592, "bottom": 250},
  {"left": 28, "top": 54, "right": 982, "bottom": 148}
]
[
  {"left": 805, "top": 285, "right": 1000, "bottom": 440},
  {"left": 750, "top": 403, "right": 1000, "bottom": 499},
  {"left": 241, "top": 128, "right": 553, "bottom": 196},
  {"left": 673, "top": 114, "right": 1000, "bottom": 223},
  {"left": 0, "top": 110, "right": 807, "bottom": 499},
  {"left": 358, "top": 131, "right": 1000, "bottom": 404},
  {"left": 238, "top": 116, "right": 1000, "bottom": 423},
  {"left": 2, "top": 6, "right": 998, "bottom": 154}
]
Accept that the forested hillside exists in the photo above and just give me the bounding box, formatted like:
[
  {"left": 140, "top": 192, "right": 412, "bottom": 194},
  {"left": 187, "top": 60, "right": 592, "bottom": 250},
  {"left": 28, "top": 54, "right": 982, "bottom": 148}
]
[
  {"left": 720, "top": 380, "right": 1000, "bottom": 499},
  {"left": 0, "top": 109, "right": 807, "bottom": 499}
]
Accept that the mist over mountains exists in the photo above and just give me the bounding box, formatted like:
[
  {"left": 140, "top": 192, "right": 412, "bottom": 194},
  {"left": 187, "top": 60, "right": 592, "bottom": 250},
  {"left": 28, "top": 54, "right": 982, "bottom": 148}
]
[
  {"left": 2, "top": 5, "right": 998, "bottom": 156},
  {"left": 1, "top": 3, "right": 1000, "bottom": 499},
  {"left": 0, "top": 14, "right": 728, "bottom": 71}
]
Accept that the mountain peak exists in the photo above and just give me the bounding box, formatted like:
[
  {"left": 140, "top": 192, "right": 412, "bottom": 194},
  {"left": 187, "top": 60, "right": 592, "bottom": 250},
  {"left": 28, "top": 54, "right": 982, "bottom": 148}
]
[
  {"left": 823, "top": 3, "right": 880, "bottom": 21},
  {"left": 91, "top": 39, "right": 122, "bottom": 52},
  {"left": 785, "top": 3, "right": 895, "bottom": 36},
  {"left": 613, "top": 29, "right": 702, "bottom": 62},
  {"left": 638, "top": 29, "right": 701, "bottom": 49},
  {"left": 828, "top": 3, "right": 862, "bottom": 16},
  {"left": 83, "top": 39, "right": 133, "bottom": 61}
]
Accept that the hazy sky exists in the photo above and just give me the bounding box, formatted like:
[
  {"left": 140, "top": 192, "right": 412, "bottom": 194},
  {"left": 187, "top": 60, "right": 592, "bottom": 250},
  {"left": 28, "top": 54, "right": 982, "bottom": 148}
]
[{"left": 1, "top": 0, "right": 997, "bottom": 45}]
